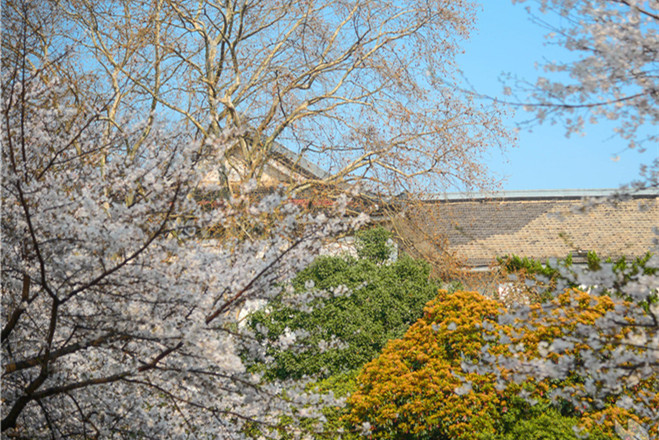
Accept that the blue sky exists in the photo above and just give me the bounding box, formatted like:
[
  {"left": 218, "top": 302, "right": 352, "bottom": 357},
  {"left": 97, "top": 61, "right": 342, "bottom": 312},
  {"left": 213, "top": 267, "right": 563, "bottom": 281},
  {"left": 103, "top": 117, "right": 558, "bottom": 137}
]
[{"left": 457, "top": 1, "right": 658, "bottom": 191}]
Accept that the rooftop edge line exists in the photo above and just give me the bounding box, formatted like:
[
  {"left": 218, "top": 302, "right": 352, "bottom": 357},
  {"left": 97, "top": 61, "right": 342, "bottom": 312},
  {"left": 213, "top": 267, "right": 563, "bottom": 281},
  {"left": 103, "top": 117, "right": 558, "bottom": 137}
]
[{"left": 421, "top": 188, "right": 659, "bottom": 202}]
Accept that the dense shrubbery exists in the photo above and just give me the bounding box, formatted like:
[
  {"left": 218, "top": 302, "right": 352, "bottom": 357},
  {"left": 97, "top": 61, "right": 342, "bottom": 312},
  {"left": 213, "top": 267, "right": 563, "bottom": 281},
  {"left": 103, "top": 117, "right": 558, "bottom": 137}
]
[
  {"left": 242, "top": 229, "right": 448, "bottom": 438},
  {"left": 346, "top": 290, "right": 506, "bottom": 439},
  {"left": 244, "top": 240, "right": 657, "bottom": 439},
  {"left": 345, "top": 288, "right": 655, "bottom": 439},
  {"left": 498, "top": 251, "right": 657, "bottom": 302},
  {"left": 480, "top": 405, "right": 594, "bottom": 440},
  {"left": 247, "top": 253, "right": 442, "bottom": 380}
]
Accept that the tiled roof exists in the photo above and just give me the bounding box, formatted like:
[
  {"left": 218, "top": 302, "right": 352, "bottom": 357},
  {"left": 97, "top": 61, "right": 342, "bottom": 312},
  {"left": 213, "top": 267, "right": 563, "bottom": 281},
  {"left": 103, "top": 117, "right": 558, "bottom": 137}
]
[{"left": 397, "top": 189, "right": 658, "bottom": 267}]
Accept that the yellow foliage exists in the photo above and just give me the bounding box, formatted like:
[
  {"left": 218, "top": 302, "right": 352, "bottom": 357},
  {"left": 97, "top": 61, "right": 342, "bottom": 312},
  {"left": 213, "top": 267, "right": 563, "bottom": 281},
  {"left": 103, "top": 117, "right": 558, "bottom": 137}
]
[
  {"left": 346, "top": 290, "right": 506, "bottom": 439},
  {"left": 345, "top": 289, "right": 657, "bottom": 439}
]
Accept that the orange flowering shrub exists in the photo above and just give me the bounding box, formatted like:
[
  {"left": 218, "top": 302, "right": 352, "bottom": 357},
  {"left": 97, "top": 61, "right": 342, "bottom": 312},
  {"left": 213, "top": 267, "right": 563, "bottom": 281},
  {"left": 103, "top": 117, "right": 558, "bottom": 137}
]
[
  {"left": 345, "top": 289, "right": 658, "bottom": 439},
  {"left": 346, "top": 290, "right": 508, "bottom": 439}
]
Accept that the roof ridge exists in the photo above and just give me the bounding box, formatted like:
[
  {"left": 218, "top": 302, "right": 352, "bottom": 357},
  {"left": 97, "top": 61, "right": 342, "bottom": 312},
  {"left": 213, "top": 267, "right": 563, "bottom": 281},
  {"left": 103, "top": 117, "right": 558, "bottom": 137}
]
[{"left": 421, "top": 188, "right": 659, "bottom": 201}]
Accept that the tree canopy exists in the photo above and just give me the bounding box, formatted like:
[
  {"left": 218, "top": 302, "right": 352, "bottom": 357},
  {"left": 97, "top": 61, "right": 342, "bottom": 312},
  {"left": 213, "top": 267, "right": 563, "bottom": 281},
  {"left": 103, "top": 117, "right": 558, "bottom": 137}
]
[{"left": 2, "top": 0, "right": 511, "bottom": 196}]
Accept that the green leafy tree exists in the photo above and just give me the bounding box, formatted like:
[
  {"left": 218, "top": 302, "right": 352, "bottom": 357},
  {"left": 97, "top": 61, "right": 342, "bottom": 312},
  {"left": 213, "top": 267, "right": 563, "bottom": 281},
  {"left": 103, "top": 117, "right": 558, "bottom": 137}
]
[
  {"left": 354, "top": 226, "right": 394, "bottom": 264},
  {"left": 247, "top": 253, "right": 442, "bottom": 381}
]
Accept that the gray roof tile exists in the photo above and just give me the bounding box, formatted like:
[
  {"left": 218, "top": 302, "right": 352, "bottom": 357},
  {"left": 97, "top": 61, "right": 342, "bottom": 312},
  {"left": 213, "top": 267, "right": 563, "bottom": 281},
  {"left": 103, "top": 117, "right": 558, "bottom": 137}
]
[{"left": 396, "top": 191, "right": 658, "bottom": 267}]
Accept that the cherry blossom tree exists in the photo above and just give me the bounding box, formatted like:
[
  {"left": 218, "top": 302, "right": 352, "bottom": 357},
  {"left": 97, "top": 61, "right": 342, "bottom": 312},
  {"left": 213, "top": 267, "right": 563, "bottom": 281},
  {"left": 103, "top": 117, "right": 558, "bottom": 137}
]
[
  {"left": 0, "top": 51, "right": 366, "bottom": 437},
  {"left": 509, "top": 0, "right": 658, "bottom": 153},
  {"left": 470, "top": 2, "right": 659, "bottom": 435},
  {"left": 468, "top": 256, "right": 659, "bottom": 438},
  {"left": 1, "top": 1, "right": 507, "bottom": 436}
]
